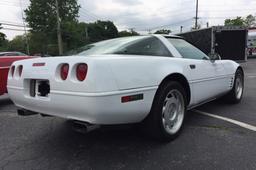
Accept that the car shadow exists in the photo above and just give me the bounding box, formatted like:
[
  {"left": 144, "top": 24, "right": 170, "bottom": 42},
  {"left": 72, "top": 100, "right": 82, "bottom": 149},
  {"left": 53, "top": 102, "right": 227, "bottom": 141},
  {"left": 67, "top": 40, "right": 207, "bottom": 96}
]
[
  {"left": 0, "top": 97, "right": 13, "bottom": 107},
  {"left": 22, "top": 115, "right": 196, "bottom": 169}
]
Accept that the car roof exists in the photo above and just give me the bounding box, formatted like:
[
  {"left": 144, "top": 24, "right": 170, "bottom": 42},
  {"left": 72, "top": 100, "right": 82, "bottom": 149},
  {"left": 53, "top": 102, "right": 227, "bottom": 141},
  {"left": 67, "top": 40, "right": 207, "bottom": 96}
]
[
  {"left": 151, "top": 34, "right": 183, "bottom": 39},
  {"left": 0, "top": 51, "right": 20, "bottom": 54}
]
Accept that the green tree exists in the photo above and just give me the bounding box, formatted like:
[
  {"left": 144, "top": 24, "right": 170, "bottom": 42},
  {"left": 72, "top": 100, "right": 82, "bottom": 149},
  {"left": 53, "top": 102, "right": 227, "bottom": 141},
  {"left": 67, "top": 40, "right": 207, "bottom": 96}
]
[
  {"left": 244, "top": 14, "right": 256, "bottom": 27},
  {"left": 62, "top": 21, "right": 89, "bottom": 50},
  {"left": 9, "top": 33, "right": 56, "bottom": 55},
  {"left": 8, "top": 35, "right": 27, "bottom": 53},
  {"left": 0, "top": 24, "right": 8, "bottom": 51},
  {"left": 87, "top": 20, "right": 118, "bottom": 42},
  {"left": 225, "top": 17, "right": 245, "bottom": 26},
  {"left": 25, "top": 0, "right": 80, "bottom": 55},
  {"left": 154, "top": 29, "right": 171, "bottom": 34},
  {"left": 224, "top": 15, "right": 256, "bottom": 27},
  {"left": 118, "top": 30, "right": 140, "bottom": 37},
  {"left": 25, "top": 0, "right": 80, "bottom": 33}
]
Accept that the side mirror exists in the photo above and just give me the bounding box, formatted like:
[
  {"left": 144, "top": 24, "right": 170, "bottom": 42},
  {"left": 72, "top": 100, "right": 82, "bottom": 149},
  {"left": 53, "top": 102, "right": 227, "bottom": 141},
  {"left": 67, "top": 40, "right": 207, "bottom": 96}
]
[{"left": 208, "top": 53, "right": 221, "bottom": 62}]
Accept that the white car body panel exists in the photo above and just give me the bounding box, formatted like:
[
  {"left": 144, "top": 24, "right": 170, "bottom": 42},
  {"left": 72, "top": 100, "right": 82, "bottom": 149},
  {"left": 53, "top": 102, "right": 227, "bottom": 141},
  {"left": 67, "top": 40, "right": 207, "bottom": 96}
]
[{"left": 7, "top": 35, "right": 240, "bottom": 124}]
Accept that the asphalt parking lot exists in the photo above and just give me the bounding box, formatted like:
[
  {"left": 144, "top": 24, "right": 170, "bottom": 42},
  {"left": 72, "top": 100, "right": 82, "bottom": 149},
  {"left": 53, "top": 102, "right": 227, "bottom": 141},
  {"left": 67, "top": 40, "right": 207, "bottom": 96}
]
[{"left": 1, "top": 59, "right": 256, "bottom": 170}]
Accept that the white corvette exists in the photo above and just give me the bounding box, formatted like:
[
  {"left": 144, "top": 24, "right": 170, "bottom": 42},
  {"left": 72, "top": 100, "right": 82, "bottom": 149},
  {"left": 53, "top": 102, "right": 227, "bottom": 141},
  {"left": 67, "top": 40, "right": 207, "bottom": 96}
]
[{"left": 7, "top": 35, "right": 244, "bottom": 141}]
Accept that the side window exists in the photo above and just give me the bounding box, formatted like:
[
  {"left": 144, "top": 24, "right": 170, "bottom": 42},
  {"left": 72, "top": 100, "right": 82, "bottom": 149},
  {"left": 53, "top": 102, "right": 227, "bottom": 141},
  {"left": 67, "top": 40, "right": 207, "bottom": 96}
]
[
  {"left": 168, "top": 38, "right": 209, "bottom": 60},
  {"left": 115, "top": 37, "right": 172, "bottom": 57}
]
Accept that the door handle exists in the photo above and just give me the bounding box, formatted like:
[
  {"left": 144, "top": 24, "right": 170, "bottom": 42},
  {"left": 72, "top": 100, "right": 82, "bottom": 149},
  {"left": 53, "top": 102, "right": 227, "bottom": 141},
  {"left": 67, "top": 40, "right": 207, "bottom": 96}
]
[{"left": 189, "top": 64, "right": 196, "bottom": 69}]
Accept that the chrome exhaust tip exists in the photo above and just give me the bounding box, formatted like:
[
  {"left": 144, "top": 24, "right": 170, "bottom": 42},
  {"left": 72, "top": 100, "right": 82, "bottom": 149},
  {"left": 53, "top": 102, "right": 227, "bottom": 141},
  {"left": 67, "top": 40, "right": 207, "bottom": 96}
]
[{"left": 72, "top": 121, "right": 100, "bottom": 134}]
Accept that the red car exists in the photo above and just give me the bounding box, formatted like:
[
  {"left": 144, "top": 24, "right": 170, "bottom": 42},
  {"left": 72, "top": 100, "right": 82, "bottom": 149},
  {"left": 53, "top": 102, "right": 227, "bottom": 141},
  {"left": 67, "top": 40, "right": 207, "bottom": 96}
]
[{"left": 0, "top": 52, "right": 34, "bottom": 95}]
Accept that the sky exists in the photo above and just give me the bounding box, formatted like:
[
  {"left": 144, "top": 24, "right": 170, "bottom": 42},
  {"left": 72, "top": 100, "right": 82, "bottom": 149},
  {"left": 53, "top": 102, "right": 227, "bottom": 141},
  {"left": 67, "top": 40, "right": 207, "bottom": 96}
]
[{"left": 0, "top": 0, "right": 255, "bottom": 40}]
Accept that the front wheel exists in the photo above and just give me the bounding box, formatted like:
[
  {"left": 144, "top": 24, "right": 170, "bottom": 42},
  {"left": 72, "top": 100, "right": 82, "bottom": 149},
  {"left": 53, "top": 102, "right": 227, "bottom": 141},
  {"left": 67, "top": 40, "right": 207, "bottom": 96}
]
[
  {"left": 143, "top": 81, "right": 187, "bottom": 141},
  {"left": 223, "top": 69, "right": 244, "bottom": 104}
]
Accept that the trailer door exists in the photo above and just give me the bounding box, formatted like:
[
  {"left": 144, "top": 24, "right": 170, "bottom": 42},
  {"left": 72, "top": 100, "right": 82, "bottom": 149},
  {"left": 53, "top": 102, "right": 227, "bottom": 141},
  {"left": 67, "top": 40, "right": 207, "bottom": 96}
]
[{"left": 215, "top": 30, "right": 247, "bottom": 61}]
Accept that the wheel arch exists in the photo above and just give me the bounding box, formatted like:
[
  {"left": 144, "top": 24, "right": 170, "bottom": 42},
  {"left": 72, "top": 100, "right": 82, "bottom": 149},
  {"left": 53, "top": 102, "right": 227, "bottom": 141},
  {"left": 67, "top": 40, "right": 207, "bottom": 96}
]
[
  {"left": 158, "top": 73, "right": 191, "bottom": 105},
  {"left": 237, "top": 66, "right": 244, "bottom": 76}
]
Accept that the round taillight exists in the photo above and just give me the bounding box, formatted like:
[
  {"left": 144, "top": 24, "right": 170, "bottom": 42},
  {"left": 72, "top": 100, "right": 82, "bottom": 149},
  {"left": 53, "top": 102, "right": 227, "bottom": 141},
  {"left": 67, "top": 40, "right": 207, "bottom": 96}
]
[
  {"left": 11, "top": 66, "right": 15, "bottom": 77},
  {"left": 76, "top": 63, "right": 88, "bottom": 81},
  {"left": 18, "top": 65, "right": 23, "bottom": 77},
  {"left": 60, "top": 64, "right": 69, "bottom": 80}
]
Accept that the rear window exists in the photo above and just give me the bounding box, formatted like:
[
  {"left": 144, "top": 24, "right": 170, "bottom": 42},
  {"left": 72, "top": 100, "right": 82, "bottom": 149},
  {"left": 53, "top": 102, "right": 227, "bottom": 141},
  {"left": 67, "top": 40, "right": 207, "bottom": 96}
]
[{"left": 68, "top": 36, "right": 172, "bottom": 57}]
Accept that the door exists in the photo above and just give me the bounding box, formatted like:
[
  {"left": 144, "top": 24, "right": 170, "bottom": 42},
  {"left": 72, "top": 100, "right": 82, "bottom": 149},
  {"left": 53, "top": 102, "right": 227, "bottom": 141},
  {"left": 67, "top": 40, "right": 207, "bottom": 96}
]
[
  {"left": 168, "top": 38, "right": 228, "bottom": 104},
  {"left": 188, "top": 60, "right": 227, "bottom": 104}
]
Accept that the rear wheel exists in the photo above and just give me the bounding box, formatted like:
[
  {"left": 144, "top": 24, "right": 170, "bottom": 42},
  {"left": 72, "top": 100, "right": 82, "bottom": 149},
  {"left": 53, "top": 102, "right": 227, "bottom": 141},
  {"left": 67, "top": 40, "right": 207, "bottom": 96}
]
[{"left": 143, "top": 81, "right": 187, "bottom": 141}]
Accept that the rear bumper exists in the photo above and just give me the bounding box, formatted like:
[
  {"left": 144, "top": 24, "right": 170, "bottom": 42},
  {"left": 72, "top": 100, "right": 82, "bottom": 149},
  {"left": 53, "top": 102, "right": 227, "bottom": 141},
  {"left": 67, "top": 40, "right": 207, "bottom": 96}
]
[{"left": 8, "top": 86, "right": 157, "bottom": 124}]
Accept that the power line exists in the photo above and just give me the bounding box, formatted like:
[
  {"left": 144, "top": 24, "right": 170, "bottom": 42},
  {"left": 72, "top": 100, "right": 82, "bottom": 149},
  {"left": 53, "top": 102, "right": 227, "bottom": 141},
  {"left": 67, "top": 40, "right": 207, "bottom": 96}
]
[
  {"left": 80, "top": 7, "right": 104, "bottom": 20},
  {"left": 1, "top": 27, "right": 29, "bottom": 31},
  {"left": 0, "top": 2, "right": 20, "bottom": 7},
  {"left": 199, "top": 8, "right": 256, "bottom": 13},
  {"left": 79, "top": 9, "right": 99, "bottom": 21},
  {"left": 0, "top": 20, "right": 24, "bottom": 25},
  {"left": 0, "top": 1, "right": 29, "bottom": 8},
  {"left": 115, "top": 8, "right": 195, "bottom": 19},
  {"left": 116, "top": 10, "right": 195, "bottom": 29},
  {"left": 0, "top": 22, "right": 30, "bottom": 28},
  {"left": 140, "top": 18, "right": 193, "bottom": 31}
]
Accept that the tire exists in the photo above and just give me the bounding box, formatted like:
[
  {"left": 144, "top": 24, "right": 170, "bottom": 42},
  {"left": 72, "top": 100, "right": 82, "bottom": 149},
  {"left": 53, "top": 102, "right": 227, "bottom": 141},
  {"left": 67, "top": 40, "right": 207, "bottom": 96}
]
[
  {"left": 143, "top": 81, "right": 187, "bottom": 142},
  {"left": 222, "top": 69, "right": 244, "bottom": 104}
]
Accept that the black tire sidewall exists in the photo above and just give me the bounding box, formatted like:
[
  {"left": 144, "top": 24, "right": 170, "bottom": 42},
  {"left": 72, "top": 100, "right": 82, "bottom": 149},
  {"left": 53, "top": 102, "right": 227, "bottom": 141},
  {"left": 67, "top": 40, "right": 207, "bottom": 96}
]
[
  {"left": 233, "top": 69, "right": 244, "bottom": 102},
  {"left": 149, "top": 81, "right": 187, "bottom": 141}
]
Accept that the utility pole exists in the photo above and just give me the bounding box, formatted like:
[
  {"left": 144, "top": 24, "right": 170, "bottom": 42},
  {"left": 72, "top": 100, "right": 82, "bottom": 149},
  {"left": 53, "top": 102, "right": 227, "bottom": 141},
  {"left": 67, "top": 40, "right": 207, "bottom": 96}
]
[
  {"left": 194, "top": 0, "right": 199, "bottom": 29},
  {"left": 19, "top": 0, "right": 30, "bottom": 55},
  {"left": 129, "top": 28, "right": 135, "bottom": 33},
  {"left": 85, "top": 26, "right": 88, "bottom": 41},
  {"left": 55, "top": 0, "right": 63, "bottom": 55}
]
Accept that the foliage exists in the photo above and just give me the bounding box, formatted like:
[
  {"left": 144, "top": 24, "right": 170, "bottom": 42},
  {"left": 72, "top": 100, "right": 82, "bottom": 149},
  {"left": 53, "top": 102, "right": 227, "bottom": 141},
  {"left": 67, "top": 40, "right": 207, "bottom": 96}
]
[
  {"left": 24, "top": 0, "right": 80, "bottom": 55},
  {"left": 25, "top": 0, "right": 80, "bottom": 33},
  {"left": 244, "top": 14, "right": 256, "bottom": 27},
  {"left": 28, "top": 32, "right": 51, "bottom": 55},
  {"left": 225, "top": 17, "right": 245, "bottom": 26},
  {"left": 6, "top": 20, "right": 120, "bottom": 55},
  {"left": 154, "top": 29, "right": 171, "bottom": 34},
  {"left": 24, "top": 0, "right": 120, "bottom": 55},
  {"left": 224, "top": 15, "right": 256, "bottom": 27},
  {"left": 87, "top": 20, "right": 118, "bottom": 42},
  {"left": 8, "top": 35, "right": 27, "bottom": 53},
  {"left": 118, "top": 30, "right": 140, "bottom": 37},
  {"left": 62, "top": 21, "right": 88, "bottom": 51},
  {"left": 0, "top": 24, "right": 8, "bottom": 51}
]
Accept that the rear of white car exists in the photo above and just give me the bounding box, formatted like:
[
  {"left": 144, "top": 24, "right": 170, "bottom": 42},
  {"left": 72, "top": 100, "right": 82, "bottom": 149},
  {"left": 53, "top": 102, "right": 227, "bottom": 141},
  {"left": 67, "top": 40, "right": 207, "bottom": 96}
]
[
  {"left": 7, "top": 56, "right": 156, "bottom": 124},
  {"left": 7, "top": 35, "right": 243, "bottom": 141}
]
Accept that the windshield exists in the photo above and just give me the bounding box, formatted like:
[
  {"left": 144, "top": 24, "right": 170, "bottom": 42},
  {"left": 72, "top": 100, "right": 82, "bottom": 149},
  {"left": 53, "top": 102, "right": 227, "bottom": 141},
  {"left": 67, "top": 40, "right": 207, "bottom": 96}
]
[
  {"left": 0, "top": 52, "right": 27, "bottom": 56},
  {"left": 68, "top": 36, "right": 171, "bottom": 57}
]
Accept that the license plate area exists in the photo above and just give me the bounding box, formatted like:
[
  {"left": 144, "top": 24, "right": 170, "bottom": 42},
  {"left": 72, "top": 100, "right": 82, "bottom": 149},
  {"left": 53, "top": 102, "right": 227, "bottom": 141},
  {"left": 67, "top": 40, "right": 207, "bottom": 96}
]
[{"left": 30, "top": 80, "right": 50, "bottom": 97}]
